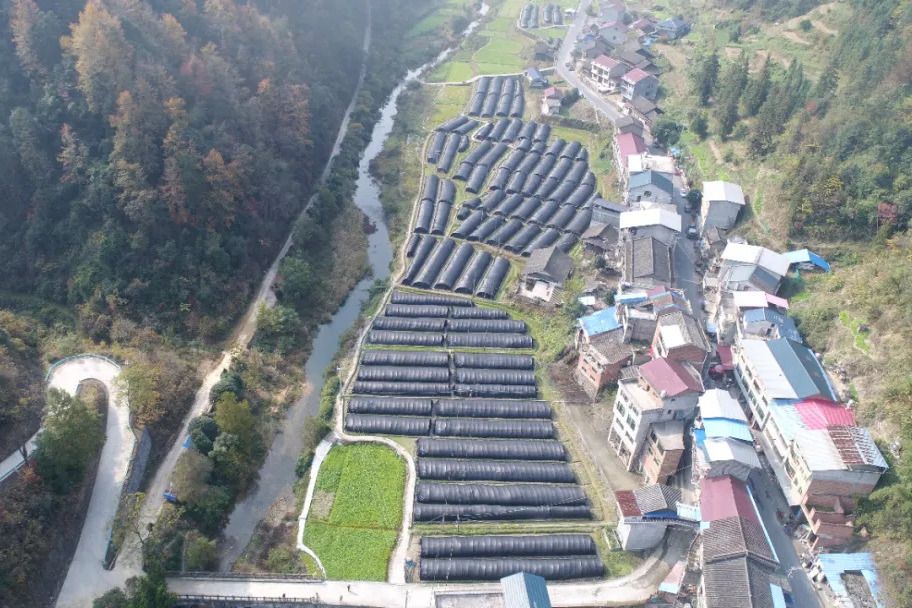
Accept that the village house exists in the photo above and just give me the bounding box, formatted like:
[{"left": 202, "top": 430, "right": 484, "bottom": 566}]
[
  {"left": 627, "top": 152, "right": 676, "bottom": 180},
  {"left": 712, "top": 289, "right": 790, "bottom": 344},
  {"left": 539, "top": 86, "right": 564, "bottom": 116},
  {"left": 608, "top": 356, "right": 703, "bottom": 475},
  {"left": 591, "top": 197, "right": 627, "bottom": 226},
  {"left": 621, "top": 68, "right": 659, "bottom": 100},
  {"left": 626, "top": 170, "right": 674, "bottom": 205},
  {"left": 596, "top": 20, "right": 628, "bottom": 45},
  {"left": 615, "top": 484, "right": 697, "bottom": 550},
  {"left": 693, "top": 389, "right": 760, "bottom": 482},
  {"left": 623, "top": 236, "right": 674, "bottom": 290},
  {"left": 734, "top": 337, "right": 837, "bottom": 429},
  {"left": 656, "top": 17, "right": 689, "bottom": 40},
  {"left": 737, "top": 307, "right": 801, "bottom": 343},
  {"left": 589, "top": 54, "right": 627, "bottom": 92},
  {"left": 616, "top": 287, "right": 690, "bottom": 343},
  {"left": 614, "top": 131, "right": 647, "bottom": 172},
  {"left": 619, "top": 203, "right": 682, "bottom": 245},
  {"left": 630, "top": 17, "right": 656, "bottom": 37},
  {"left": 653, "top": 309, "right": 710, "bottom": 367},
  {"left": 716, "top": 242, "right": 791, "bottom": 294},
  {"left": 575, "top": 337, "right": 635, "bottom": 399},
  {"left": 519, "top": 246, "right": 572, "bottom": 303},
  {"left": 698, "top": 476, "right": 786, "bottom": 608},
  {"left": 625, "top": 95, "right": 662, "bottom": 126},
  {"left": 525, "top": 67, "right": 549, "bottom": 88},
  {"left": 581, "top": 221, "right": 620, "bottom": 260},
  {"left": 615, "top": 115, "right": 646, "bottom": 138},
  {"left": 576, "top": 34, "right": 612, "bottom": 60},
  {"left": 576, "top": 306, "right": 623, "bottom": 350},
  {"left": 700, "top": 180, "right": 746, "bottom": 231}
]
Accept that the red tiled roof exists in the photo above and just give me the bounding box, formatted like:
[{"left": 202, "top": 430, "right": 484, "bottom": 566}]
[
  {"left": 616, "top": 132, "right": 647, "bottom": 159},
  {"left": 795, "top": 399, "right": 855, "bottom": 429},
  {"left": 640, "top": 357, "right": 703, "bottom": 397},
  {"left": 623, "top": 68, "right": 652, "bottom": 84},
  {"left": 700, "top": 476, "right": 759, "bottom": 525},
  {"left": 616, "top": 490, "right": 641, "bottom": 517},
  {"left": 593, "top": 54, "right": 621, "bottom": 68}
]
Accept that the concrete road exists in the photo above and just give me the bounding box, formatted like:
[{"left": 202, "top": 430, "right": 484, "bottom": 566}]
[
  {"left": 554, "top": 0, "right": 623, "bottom": 125},
  {"left": 750, "top": 469, "right": 821, "bottom": 608},
  {"left": 49, "top": 356, "right": 143, "bottom": 608},
  {"left": 168, "top": 529, "right": 691, "bottom": 607},
  {"left": 670, "top": 179, "right": 703, "bottom": 317}
]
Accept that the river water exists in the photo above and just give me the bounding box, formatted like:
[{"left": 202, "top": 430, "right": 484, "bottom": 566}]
[{"left": 218, "top": 5, "right": 488, "bottom": 569}]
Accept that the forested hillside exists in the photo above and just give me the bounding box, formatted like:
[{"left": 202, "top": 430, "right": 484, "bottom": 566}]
[{"left": 0, "top": 0, "right": 367, "bottom": 339}]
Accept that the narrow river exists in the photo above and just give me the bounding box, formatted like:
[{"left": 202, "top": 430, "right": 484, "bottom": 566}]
[{"left": 219, "top": 4, "right": 488, "bottom": 568}]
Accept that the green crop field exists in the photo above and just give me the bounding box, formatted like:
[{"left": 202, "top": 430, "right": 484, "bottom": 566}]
[{"left": 303, "top": 443, "right": 406, "bottom": 580}]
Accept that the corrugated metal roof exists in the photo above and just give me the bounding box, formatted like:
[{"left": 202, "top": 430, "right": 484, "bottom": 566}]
[
  {"left": 828, "top": 425, "right": 888, "bottom": 470},
  {"left": 501, "top": 571, "right": 552, "bottom": 608},
  {"left": 628, "top": 170, "right": 673, "bottom": 194},
  {"left": 741, "top": 308, "right": 801, "bottom": 342},
  {"left": 784, "top": 248, "right": 830, "bottom": 272},
  {"left": 796, "top": 399, "right": 855, "bottom": 428},
  {"left": 703, "top": 180, "right": 745, "bottom": 206},
  {"left": 767, "top": 338, "right": 836, "bottom": 401},
  {"left": 700, "top": 476, "right": 759, "bottom": 525},
  {"left": 721, "top": 243, "right": 790, "bottom": 277},
  {"left": 818, "top": 553, "right": 883, "bottom": 608},
  {"left": 732, "top": 290, "right": 790, "bottom": 310},
  {"left": 703, "top": 437, "right": 762, "bottom": 470},
  {"left": 739, "top": 339, "right": 799, "bottom": 400},
  {"left": 700, "top": 389, "right": 747, "bottom": 421},
  {"left": 619, "top": 207, "right": 682, "bottom": 231},
  {"left": 703, "top": 419, "right": 754, "bottom": 443},
  {"left": 578, "top": 306, "right": 621, "bottom": 337},
  {"left": 795, "top": 430, "right": 844, "bottom": 471},
  {"left": 640, "top": 357, "right": 703, "bottom": 397}
]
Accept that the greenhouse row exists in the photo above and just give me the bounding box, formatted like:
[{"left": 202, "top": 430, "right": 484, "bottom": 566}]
[
  {"left": 343, "top": 414, "right": 553, "bottom": 439},
  {"left": 473, "top": 118, "right": 543, "bottom": 146},
  {"left": 420, "top": 534, "right": 596, "bottom": 558},
  {"left": 359, "top": 350, "right": 534, "bottom": 370},
  {"left": 371, "top": 317, "right": 527, "bottom": 334},
  {"left": 434, "top": 114, "right": 480, "bottom": 135},
  {"left": 419, "top": 556, "right": 603, "bottom": 581},
  {"left": 519, "top": 3, "right": 563, "bottom": 29},
  {"left": 415, "top": 482, "right": 587, "bottom": 506},
  {"left": 348, "top": 397, "right": 551, "bottom": 419},
  {"left": 416, "top": 438, "right": 567, "bottom": 460},
  {"left": 467, "top": 76, "right": 524, "bottom": 118},
  {"left": 354, "top": 367, "right": 536, "bottom": 387},
  {"left": 367, "top": 329, "right": 534, "bottom": 349},
  {"left": 454, "top": 142, "right": 510, "bottom": 194},
  {"left": 351, "top": 380, "right": 538, "bottom": 397},
  {"left": 413, "top": 503, "right": 592, "bottom": 523},
  {"left": 417, "top": 458, "right": 576, "bottom": 483},
  {"left": 414, "top": 175, "right": 455, "bottom": 234},
  {"left": 402, "top": 237, "right": 511, "bottom": 299}
]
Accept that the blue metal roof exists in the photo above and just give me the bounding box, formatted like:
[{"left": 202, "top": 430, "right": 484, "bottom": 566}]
[
  {"left": 702, "top": 418, "right": 753, "bottom": 443},
  {"left": 616, "top": 292, "right": 647, "bottom": 305},
  {"left": 785, "top": 248, "right": 830, "bottom": 272},
  {"left": 579, "top": 306, "right": 621, "bottom": 337},
  {"left": 501, "top": 572, "right": 552, "bottom": 608},
  {"left": 770, "top": 584, "right": 787, "bottom": 608},
  {"left": 818, "top": 554, "right": 883, "bottom": 608},
  {"left": 768, "top": 338, "right": 837, "bottom": 401},
  {"left": 694, "top": 427, "right": 706, "bottom": 447},
  {"left": 742, "top": 308, "right": 802, "bottom": 342}
]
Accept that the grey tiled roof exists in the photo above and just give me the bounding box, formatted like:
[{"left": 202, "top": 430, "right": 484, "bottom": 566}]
[
  {"left": 633, "top": 484, "right": 681, "bottom": 514},
  {"left": 703, "top": 516, "right": 776, "bottom": 566},
  {"left": 625, "top": 236, "right": 672, "bottom": 282},
  {"left": 703, "top": 555, "right": 775, "bottom": 608}
]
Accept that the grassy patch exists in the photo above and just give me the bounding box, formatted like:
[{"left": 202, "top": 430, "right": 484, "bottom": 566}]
[
  {"left": 838, "top": 311, "right": 871, "bottom": 354},
  {"left": 303, "top": 443, "right": 406, "bottom": 580}
]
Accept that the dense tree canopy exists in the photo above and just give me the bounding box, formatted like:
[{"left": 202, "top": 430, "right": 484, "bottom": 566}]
[{"left": 0, "top": 0, "right": 372, "bottom": 339}]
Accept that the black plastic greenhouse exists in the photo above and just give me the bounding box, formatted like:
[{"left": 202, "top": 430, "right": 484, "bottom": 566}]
[
  {"left": 417, "top": 459, "right": 575, "bottom": 482},
  {"left": 344, "top": 413, "right": 431, "bottom": 436},
  {"left": 433, "top": 399, "right": 551, "bottom": 419},
  {"left": 413, "top": 503, "right": 592, "bottom": 523},
  {"left": 352, "top": 381, "right": 451, "bottom": 396},
  {"left": 419, "top": 557, "right": 604, "bottom": 581},
  {"left": 367, "top": 331, "right": 445, "bottom": 346},
  {"left": 416, "top": 438, "right": 567, "bottom": 460},
  {"left": 446, "top": 333, "right": 532, "bottom": 349},
  {"left": 415, "top": 483, "right": 588, "bottom": 506},
  {"left": 432, "top": 418, "right": 553, "bottom": 439},
  {"left": 420, "top": 534, "right": 597, "bottom": 558},
  {"left": 347, "top": 397, "right": 434, "bottom": 416}
]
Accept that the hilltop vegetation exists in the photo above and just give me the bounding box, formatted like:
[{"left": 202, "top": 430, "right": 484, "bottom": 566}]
[{"left": 644, "top": 0, "right": 912, "bottom": 601}]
